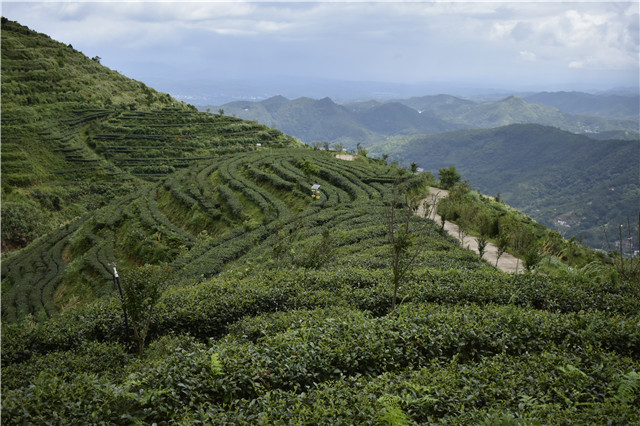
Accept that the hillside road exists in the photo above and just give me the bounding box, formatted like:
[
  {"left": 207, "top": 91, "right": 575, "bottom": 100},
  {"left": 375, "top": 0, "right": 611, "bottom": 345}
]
[{"left": 419, "top": 187, "right": 523, "bottom": 274}]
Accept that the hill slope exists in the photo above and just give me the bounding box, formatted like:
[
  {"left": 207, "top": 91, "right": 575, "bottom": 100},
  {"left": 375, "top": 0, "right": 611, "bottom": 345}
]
[
  {"left": 1, "top": 19, "right": 296, "bottom": 252},
  {"left": 369, "top": 124, "right": 639, "bottom": 248},
  {"left": 2, "top": 147, "right": 427, "bottom": 321}
]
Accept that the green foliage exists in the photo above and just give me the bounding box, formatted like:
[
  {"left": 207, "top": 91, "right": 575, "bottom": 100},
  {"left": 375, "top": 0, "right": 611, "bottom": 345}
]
[
  {"left": 523, "top": 244, "right": 543, "bottom": 272},
  {"left": 299, "top": 158, "right": 319, "bottom": 175},
  {"left": 4, "top": 298, "right": 639, "bottom": 423},
  {"left": 0, "top": 201, "right": 48, "bottom": 250},
  {"left": 120, "top": 265, "right": 170, "bottom": 356},
  {"left": 615, "top": 371, "right": 640, "bottom": 405},
  {"left": 210, "top": 352, "right": 224, "bottom": 377},
  {"left": 438, "top": 165, "right": 461, "bottom": 189}
]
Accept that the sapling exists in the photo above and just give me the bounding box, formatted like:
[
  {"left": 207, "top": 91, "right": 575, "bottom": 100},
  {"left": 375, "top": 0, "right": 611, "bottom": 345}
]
[
  {"left": 477, "top": 235, "right": 488, "bottom": 260},
  {"left": 386, "top": 181, "right": 430, "bottom": 312},
  {"left": 495, "top": 234, "right": 509, "bottom": 269},
  {"left": 120, "top": 265, "right": 170, "bottom": 356}
]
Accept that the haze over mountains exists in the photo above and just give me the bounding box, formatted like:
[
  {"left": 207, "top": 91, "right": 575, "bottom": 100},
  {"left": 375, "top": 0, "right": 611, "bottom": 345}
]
[{"left": 207, "top": 91, "right": 639, "bottom": 146}]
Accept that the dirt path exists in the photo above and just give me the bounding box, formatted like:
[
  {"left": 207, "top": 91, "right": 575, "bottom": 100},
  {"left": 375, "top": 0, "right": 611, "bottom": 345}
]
[
  {"left": 336, "top": 152, "right": 521, "bottom": 273},
  {"left": 420, "top": 187, "right": 522, "bottom": 274}
]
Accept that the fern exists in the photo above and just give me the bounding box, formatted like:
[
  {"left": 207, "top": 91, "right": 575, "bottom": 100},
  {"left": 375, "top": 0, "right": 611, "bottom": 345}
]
[
  {"left": 378, "top": 395, "right": 410, "bottom": 426},
  {"left": 210, "top": 352, "right": 224, "bottom": 377},
  {"left": 616, "top": 371, "right": 640, "bottom": 404}
]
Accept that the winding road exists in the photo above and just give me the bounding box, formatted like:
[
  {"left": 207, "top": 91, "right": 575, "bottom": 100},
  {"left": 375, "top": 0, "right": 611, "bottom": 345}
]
[{"left": 420, "top": 188, "right": 522, "bottom": 274}]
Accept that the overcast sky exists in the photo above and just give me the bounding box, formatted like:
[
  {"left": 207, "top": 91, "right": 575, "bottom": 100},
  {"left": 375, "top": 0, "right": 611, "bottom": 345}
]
[{"left": 2, "top": 1, "right": 639, "bottom": 102}]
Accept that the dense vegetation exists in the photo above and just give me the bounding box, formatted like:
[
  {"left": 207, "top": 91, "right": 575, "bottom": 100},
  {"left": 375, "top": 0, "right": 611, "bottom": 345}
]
[
  {"left": 371, "top": 124, "right": 639, "bottom": 250},
  {"left": 4, "top": 154, "right": 640, "bottom": 422},
  {"left": 2, "top": 18, "right": 639, "bottom": 424},
  {"left": 1, "top": 18, "right": 296, "bottom": 252},
  {"left": 3, "top": 215, "right": 640, "bottom": 423}
]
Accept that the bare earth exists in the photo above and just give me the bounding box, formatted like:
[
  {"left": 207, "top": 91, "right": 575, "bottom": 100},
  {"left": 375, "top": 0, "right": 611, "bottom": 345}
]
[
  {"left": 335, "top": 154, "right": 356, "bottom": 161},
  {"left": 419, "top": 188, "right": 523, "bottom": 274}
]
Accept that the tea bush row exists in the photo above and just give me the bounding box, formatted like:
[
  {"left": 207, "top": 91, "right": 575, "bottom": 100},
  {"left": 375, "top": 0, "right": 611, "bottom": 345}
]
[
  {"left": 245, "top": 161, "right": 296, "bottom": 191},
  {"left": 217, "top": 182, "right": 247, "bottom": 221},
  {"left": 1, "top": 219, "right": 83, "bottom": 322},
  {"left": 5, "top": 265, "right": 638, "bottom": 368},
  {"left": 263, "top": 158, "right": 312, "bottom": 194},
  {"left": 3, "top": 306, "right": 638, "bottom": 424}
]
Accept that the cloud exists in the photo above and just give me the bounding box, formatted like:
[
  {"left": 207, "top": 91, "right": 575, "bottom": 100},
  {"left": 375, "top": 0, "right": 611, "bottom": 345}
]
[
  {"left": 488, "top": 2, "right": 639, "bottom": 70},
  {"left": 520, "top": 50, "right": 536, "bottom": 62},
  {"left": 1, "top": 1, "right": 637, "bottom": 91}
]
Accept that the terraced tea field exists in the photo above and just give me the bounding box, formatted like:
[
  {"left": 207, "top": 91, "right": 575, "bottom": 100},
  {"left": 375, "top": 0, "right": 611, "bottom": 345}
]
[{"left": 1, "top": 149, "right": 427, "bottom": 321}]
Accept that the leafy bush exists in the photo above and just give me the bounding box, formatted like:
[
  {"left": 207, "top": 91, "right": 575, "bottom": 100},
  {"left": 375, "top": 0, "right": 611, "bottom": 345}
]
[{"left": 1, "top": 201, "right": 48, "bottom": 250}]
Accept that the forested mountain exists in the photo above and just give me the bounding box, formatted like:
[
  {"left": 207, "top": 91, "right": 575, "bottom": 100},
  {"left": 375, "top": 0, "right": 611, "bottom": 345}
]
[
  {"left": 207, "top": 92, "right": 639, "bottom": 146},
  {"left": 215, "top": 96, "right": 458, "bottom": 145},
  {"left": 2, "top": 18, "right": 639, "bottom": 425},
  {"left": 369, "top": 124, "right": 639, "bottom": 249}
]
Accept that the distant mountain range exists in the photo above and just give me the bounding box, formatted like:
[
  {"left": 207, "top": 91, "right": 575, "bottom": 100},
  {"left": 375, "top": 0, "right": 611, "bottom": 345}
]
[
  {"left": 202, "top": 92, "right": 639, "bottom": 146},
  {"left": 522, "top": 91, "right": 640, "bottom": 119}
]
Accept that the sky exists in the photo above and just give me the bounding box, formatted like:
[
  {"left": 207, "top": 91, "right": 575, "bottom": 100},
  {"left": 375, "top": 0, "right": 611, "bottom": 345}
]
[{"left": 2, "top": 1, "right": 639, "bottom": 103}]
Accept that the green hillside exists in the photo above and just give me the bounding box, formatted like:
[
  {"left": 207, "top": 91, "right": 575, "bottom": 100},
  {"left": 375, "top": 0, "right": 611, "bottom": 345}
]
[
  {"left": 1, "top": 18, "right": 296, "bottom": 252},
  {"left": 220, "top": 96, "right": 380, "bottom": 145},
  {"left": 369, "top": 124, "right": 639, "bottom": 249},
  {"left": 2, "top": 19, "right": 639, "bottom": 424},
  {"left": 1, "top": 147, "right": 427, "bottom": 321},
  {"left": 4, "top": 145, "right": 640, "bottom": 423},
  {"left": 449, "top": 96, "right": 638, "bottom": 134}
]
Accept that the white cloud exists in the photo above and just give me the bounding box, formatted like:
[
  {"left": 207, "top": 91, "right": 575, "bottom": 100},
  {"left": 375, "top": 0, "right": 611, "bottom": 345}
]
[
  {"left": 520, "top": 50, "right": 536, "bottom": 62},
  {"left": 487, "top": 2, "right": 638, "bottom": 71},
  {"left": 1, "top": 1, "right": 637, "bottom": 90}
]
